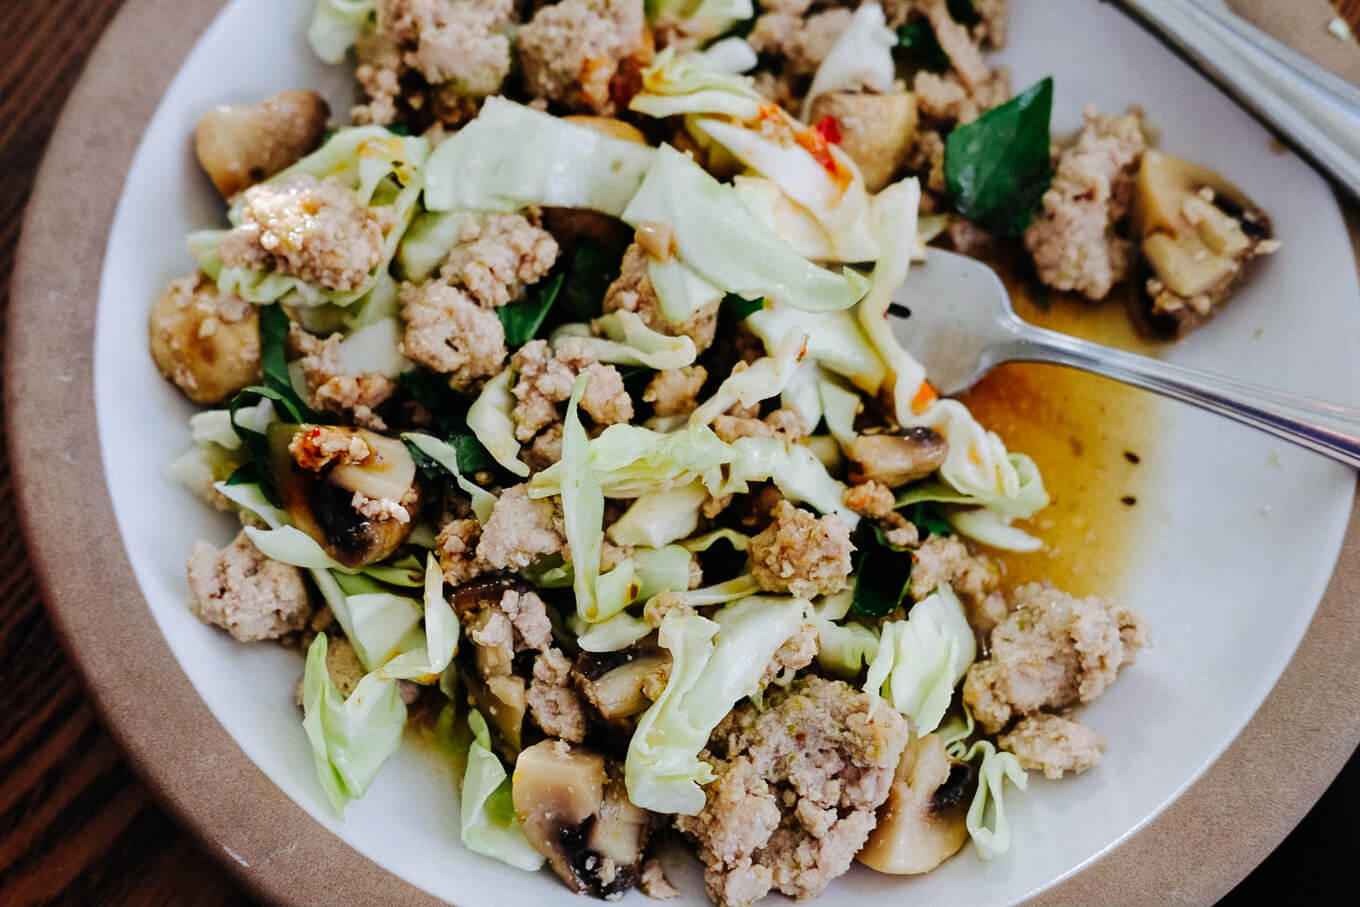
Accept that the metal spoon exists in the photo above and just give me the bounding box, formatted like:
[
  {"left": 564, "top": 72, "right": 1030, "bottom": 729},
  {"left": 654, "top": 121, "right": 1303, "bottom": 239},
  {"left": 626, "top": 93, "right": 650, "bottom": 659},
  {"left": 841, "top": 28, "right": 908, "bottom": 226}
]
[
  {"left": 891, "top": 249, "right": 1360, "bottom": 469},
  {"left": 1118, "top": 0, "right": 1360, "bottom": 200}
]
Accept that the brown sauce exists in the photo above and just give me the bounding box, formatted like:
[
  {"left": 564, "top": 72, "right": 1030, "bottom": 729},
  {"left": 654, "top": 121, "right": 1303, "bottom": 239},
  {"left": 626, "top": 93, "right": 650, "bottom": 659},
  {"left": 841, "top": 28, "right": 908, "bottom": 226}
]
[{"left": 957, "top": 268, "right": 1163, "bottom": 599}]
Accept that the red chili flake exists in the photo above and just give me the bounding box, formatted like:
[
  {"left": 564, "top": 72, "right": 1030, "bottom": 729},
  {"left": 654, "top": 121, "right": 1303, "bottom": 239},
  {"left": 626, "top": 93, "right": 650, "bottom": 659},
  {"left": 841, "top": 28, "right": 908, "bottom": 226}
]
[{"left": 812, "top": 115, "right": 842, "bottom": 145}]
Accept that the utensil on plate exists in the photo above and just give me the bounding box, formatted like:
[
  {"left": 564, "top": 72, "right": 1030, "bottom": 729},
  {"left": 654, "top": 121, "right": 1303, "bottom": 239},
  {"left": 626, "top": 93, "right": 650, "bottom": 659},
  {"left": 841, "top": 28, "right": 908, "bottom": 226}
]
[
  {"left": 892, "top": 249, "right": 1360, "bottom": 469},
  {"left": 1118, "top": 0, "right": 1360, "bottom": 200}
]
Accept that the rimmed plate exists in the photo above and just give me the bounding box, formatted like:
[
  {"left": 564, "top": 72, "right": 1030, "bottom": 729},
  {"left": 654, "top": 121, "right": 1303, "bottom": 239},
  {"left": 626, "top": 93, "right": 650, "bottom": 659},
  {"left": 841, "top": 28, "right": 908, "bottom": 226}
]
[{"left": 8, "top": 0, "right": 1360, "bottom": 904}]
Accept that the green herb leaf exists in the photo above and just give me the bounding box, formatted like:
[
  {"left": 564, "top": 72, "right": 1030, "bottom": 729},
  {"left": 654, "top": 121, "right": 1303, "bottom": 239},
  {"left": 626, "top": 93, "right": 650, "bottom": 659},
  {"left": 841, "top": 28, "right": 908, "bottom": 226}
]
[
  {"left": 258, "top": 304, "right": 321, "bottom": 421},
  {"left": 722, "top": 293, "right": 765, "bottom": 322},
  {"left": 397, "top": 371, "right": 497, "bottom": 474},
  {"left": 850, "top": 522, "right": 915, "bottom": 617},
  {"left": 905, "top": 501, "right": 953, "bottom": 538},
  {"left": 557, "top": 240, "right": 622, "bottom": 324},
  {"left": 497, "top": 273, "right": 564, "bottom": 347},
  {"left": 944, "top": 76, "right": 1054, "bottom": 236},
  {"left": 404, "top": 440, "right": 444, "bottom": 480},
  {"left": 228, "top": 390, "right": 282, "bottom": 506},
  {"left": 897, "top": 20, "right": 950, "bottom": 71}
]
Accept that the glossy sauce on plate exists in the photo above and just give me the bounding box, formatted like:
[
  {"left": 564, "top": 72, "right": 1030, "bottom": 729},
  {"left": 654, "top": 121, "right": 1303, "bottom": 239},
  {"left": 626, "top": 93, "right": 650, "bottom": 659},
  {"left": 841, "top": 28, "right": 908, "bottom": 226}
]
[{"left": 958, "top": 270, "right": 1161, "bottom": 598}]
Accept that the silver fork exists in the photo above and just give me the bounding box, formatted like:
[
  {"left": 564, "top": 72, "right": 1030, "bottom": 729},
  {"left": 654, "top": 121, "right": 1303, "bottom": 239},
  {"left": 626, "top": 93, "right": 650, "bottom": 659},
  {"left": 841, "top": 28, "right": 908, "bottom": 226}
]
[
  {"left": 891, "top": 250, "right": 1360, "bottom": 469},
  {"left": 1119, "top": 0, "right": 1360, "bottom": 199}
]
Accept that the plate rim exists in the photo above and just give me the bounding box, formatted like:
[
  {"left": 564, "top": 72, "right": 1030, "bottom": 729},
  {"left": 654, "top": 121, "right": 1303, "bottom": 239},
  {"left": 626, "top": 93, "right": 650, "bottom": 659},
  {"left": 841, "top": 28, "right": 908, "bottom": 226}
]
[{"left": 6, "top": 0, "right": 1358, "bottom": 904}]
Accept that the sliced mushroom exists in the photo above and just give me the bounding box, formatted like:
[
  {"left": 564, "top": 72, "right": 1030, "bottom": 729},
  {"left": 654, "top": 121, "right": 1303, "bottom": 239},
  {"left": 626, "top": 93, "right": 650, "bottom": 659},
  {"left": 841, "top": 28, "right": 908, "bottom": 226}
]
[
  {"left": 148, "top": 273, "right": 261, "bottom": 404},
  {"left": 847, "top": 428, "right": 948, "bottom": 487},
  {"left": 572, "top": 648, "right": 671, "bottom": 728},
  {"left": 512, "top": 740, "right": 652, "bottom": 899},
  {"left": 1131, "top": 150, "right": 1276, "bottom": 336},
  {"left": 808, "top": 92, "right": 918, "bottom": 193},
  {"left": 195, "top": 90, "right": 330, "bottom": 199},
  {"left": 857, "top": 731, "right": 975, "bottom": 874},
  {"left": 267, "top": 423, "right": 418, "bottom": 568}
]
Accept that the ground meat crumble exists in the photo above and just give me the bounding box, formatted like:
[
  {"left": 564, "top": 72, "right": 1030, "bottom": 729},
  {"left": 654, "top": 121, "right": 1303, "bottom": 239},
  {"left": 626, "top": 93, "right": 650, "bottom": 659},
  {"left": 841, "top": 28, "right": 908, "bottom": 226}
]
[
  {"left": 747, "top": 500, "right": 854, "bottom": 599},
  {"left": 186, "top": 530, "right": 311, "bottom": 642},
  {"left": 517, "top": 0, "right": 652, "bottom": 114},
  {"left": 603, "top": 243, "right": 720, "bottom": 354},
  {"left": 676, "top": 676, "right": 910, "bottom": 907}
]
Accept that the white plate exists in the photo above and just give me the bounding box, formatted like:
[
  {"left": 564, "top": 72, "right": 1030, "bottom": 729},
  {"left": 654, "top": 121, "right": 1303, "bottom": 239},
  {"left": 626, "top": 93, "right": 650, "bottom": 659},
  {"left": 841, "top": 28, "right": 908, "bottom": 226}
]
[{"left": 92, "top": 1, "right": 1360, "bottom": 904}]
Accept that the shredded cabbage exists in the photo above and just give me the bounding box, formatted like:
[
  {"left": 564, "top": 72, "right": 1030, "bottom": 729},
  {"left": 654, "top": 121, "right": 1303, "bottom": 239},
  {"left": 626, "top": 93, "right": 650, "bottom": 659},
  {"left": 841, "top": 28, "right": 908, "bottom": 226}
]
[
  {"left": 811, "top": 589, "right": 880, "bottom": 677},
  {"left": 607, "top": 482, "right": 708, "bottom": 548},
  {"left": 191, "top": 128, "right": 428, "bottom": 308},
  {"left": 895, "top": 453, "right": 1050, "bottom": 550},
  {"left": 689, "top": 328, "right": 808, "bottom": 426},
  {"left": 378, "top": 553, "right": 460, "bottom": 682},
  {"left": 863, "top": 584, "right": 976, "bottom": 734},
  {"left": 425, "top": 97, "right": 655, "bottom": 215},
  {"left": 688, "top": 36, "right": 758, "bottom": 74},
  {"left": 648, "top": 574, "right": 760, "bottom": 610},
  {"left": 571, "top": 610, "right": 654, "bottom": 653},
  {"left": 625, "top": 596, "right": 809, "bottom": 813},
  {"left": 243, "top": 525, "right": 353, "bottom": 571},
  {"left": 561, "top": 375, "right": 608, "bottom": 622},
  {"left": 467, "top": 368, "right": 529, "bottom": 477},
  {"left": 307, "top": 0, "right": 375, "bottom": 64},
  {"left": 397, "top": 209, "right": 472, "bottom": 280},
  {"left": 647, "top": 257, "right": 724, "bottom": 325},
  {"left": 301, "top": 633, "right": 408, "bottom": 815},
  {"left": 647, "top": 0, "right": 754, "bottom": 45},
  {"left": 621, "top": 145, "right": 870, "bottom": 312},
  {"left": 817, "top": 375, "right": 862, "bottom": 448},
  {"left": 727, "top": 437, "right": 858, "bottom": 525},
  {"left": 550, "top": 310, "right": 698, "bottom": 370},
  {"left": 801, "top": 2, "right": 896, "bottom": 121},
  {"left": 939, "top": 710, "right": 1030, "bottom": 860},
  {"left": 402, "top": 432, "right": 498, "bottom": 523},
  {"left": 746, "top": 303, "right": 886, "bottom": 393},
  {"left": 629, "top": 49, "right": 766, "bottom": 121},
  {"left": 461, "top": 709, "right": 545, "bottom": 870}
]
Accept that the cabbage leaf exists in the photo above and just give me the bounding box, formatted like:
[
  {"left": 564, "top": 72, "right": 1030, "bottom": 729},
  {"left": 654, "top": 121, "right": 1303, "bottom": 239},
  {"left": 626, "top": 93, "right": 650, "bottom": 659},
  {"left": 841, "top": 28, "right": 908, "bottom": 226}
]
[
  {"left": 550, "top": 310, "right": 698, "bottom": 370},
  {"left": 689, "top": 328, "right": 808, "bottom": 426},
  {"left": 607, "top": 481, "right": 708, "bottom": 548},
  {"left": 307, "top": 0, "right": 376, "bottom": 64},
  {"left": 864, "top": 583, "right": 976, "bottom": 734},
  {"left": 467, "top": 368, "right": 530, "bottom": 477},
  {"left": 402, "top": 431, "right": 498, "bottom": 523},
  {"left": 378, "top": 552, "right": 460, "bottom": 682},
  {"left": 301, "top": 633, "right": 408, "bottom": 815},
  {"left": 941, "top": 709, "right": 1030, "bottom": 860},
  {"left": 802, "top": 1, "right": 896, "bottom": 120},
  {"left": 425, "top": 98, "right": 655, "bottom": 215},
  {"left": 461, "top": 709, "right": 545, "bottom": 870}
]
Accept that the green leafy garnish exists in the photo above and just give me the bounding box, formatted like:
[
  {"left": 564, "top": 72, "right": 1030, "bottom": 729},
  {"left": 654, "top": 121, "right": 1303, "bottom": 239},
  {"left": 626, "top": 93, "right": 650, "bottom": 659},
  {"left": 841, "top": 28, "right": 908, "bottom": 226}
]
[
  {"left": 398, "top": 371, "right": 496, "bottom": 474},
  {"left": 226, "top": 386, "right": 301, "bottom": 506},
  {"left": 258, "top": 303, "right": 321, "bottom": 421},
  {"left": 557, "top": 240, "right": 622, "bottom": 324},
  {"left": 947, "top": 0, "right": 978, "bottom": 26},
  {"left": 722, "top": 292, "right": 765, "bottom": 322},
  {"left": 497, "top": 273, "right": 564, "bottom": 347},
  {"left": 944, "top": 76, "right": 1054, "bottom": 236},
  {"left": 904, "top": 501, "right": 953, "bottom": 538},
  {"left": 850, "top": 522, "right": 915, "bottom": 618},
  {"left": 897, "top": 20, "right": 950, "bottom": 71}
]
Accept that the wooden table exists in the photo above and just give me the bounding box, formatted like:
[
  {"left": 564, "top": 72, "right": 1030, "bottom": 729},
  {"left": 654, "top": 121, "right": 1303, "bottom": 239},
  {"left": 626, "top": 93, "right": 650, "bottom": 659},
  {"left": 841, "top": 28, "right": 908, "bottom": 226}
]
[{"left": 0, "top": 2, "right": 1355, "bottom": 904}]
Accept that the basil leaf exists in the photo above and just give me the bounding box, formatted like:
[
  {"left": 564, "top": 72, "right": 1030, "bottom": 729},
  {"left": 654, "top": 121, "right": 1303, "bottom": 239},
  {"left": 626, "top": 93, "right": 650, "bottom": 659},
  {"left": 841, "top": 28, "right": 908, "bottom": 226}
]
[
  {"left": 397, "top": 371, "right": 497, "bottom": 474},
  {"left": 944, "top": 76, "right": 1054, "bottom": 236},
  {"left": 228, "top": 389, "right": 283, "bottom": 506},
  {"left": 850, "top": 522, "right": 915, "bottom": 618},
  {"left": 498, "top": 272, "right": 564, "bottom": 347},
  {"left": 557, "top": 240, "right": 622, "bottom": 324},
  {"left": 258, "top": 303, "right": 321, "bottom": 421},
  {"left": 722, "top": 292, "right": 764, "bottom": 322},
  {"left": 404, "top": 440, "right": 445, "bottom": 480},
  {"left": 904, "top": 501, "right": 953, "bottom": 538},
  {"left": 947, "top": 0, "right": 978, "bottom": 26},
  {"left": 897, "top": 20, "right": 950, "bottom": 71}
]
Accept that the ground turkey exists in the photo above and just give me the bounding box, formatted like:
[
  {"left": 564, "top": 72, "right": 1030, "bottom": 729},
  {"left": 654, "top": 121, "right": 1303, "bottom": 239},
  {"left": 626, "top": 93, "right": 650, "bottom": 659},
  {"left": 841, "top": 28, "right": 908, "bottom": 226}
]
[
  {"left": 603, "top": 244, "right": 720, "bottom": 354},
  {"left": 963, "top": 582, "right": 1151, "bottom": 734},
  {"left": 999, "top": 713, "right": 1107, "bottom": 779},
  {"left": 1023, "top": 106, "right": 1148, "bottom": 300},
  {"left": 353, "top": 0, "right": 517, "bottom": 126},
  {"left": 399, "top": 281, "right": 507, "bottom": 389},
  {"left": 186, "top": 530, "right": 311, "bottom": 642},
  {"left": 642, "top": 365, "right": 707, "bottom": 417},
  {"left": 910, "top": 534, "right": 1008, "bottom": 636},
  {"left": 435, "top": 483, "right": 568, "bottom": 584},
  {"left": 747, "top": 500, "right": 854, "bottom": 599},
  {"left": 510, "top": 338, "right": 633, "bottom": 443},
  {"left": 676, "top": 676, "right": 911, "bottom": 907},
  {"left": 517, "top": 0, "right": 651, "bottom": 114},
  {"left": 290, "top": 326, "right": 397, "bottom": 430},
  {"left": 217, "top": 174, "right": 393, "bottom": 293},
  {"left": 437, "top": 214, "right": 559, "bottom": 309}
]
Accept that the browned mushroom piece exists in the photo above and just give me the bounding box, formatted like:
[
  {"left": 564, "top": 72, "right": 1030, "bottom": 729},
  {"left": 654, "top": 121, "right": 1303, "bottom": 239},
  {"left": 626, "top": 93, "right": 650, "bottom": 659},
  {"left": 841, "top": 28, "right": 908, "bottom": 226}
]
[
  {"left": 148, "top": 273, "right": 261, "bottom": 404},
  {"left": 857, "top": 731, "right": 976, "bottom": 875},
  {"left": 808, "top": 91, "right": 918, "bottom": 193},
  {"left": 571, "top": 647, "right": 671, "bottom": 730},
  {"left": 1131, "top": 150, "right": 1277, "bottom": 337},
  {"left": 267, "top": 423, "right": 419, "bottom": 568},
  {"left": 512, "top": 740, "right": 653, "bottom": 899},
  {"left": 847, "top": 428, "right": 949, "bottom": 488},
  {"left": 194, "top": 90, "right": 330, "bottom": 199}
]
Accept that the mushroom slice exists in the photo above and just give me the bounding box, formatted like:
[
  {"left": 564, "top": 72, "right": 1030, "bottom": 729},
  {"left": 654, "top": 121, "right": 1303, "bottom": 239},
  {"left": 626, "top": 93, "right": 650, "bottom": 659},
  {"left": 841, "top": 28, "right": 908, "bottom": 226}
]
[
  {"left": 195, "top": 90, "right": 330, "bottom": 199},
  {"left": 857, "top": 731, "right": 975, "bottom": 874},
  {"left": 572, "top": 648, "right": 671, "bottom": 728},
  {"left": 1131, "top": 150, "right": 1277, "bottom": 336},
  {"left": 268, "top": 423, "right": 419, "bottom": 568},
  {"left": 512, "top": 740, "right": 653, "bottom": 899},
  {"left": 847, "top": 428, "right": 949, "bottom": 487}
]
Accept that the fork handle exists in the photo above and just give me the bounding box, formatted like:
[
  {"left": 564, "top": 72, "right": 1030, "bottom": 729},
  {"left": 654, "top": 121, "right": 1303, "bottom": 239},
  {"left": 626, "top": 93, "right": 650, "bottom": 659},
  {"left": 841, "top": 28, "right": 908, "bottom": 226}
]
[
  {"left": 1119, "top": 0, "right": 1360, "bottom": 200},
  {"left": 997, "top": 325, "right": 1360, "bottom": 469}
]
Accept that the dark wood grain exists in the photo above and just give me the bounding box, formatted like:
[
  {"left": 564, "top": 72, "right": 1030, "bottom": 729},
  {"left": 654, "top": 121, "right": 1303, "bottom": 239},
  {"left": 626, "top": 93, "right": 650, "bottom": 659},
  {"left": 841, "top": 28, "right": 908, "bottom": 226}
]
[{"left": 0, "top": 2, "right": 1356, "bottom": 906}]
